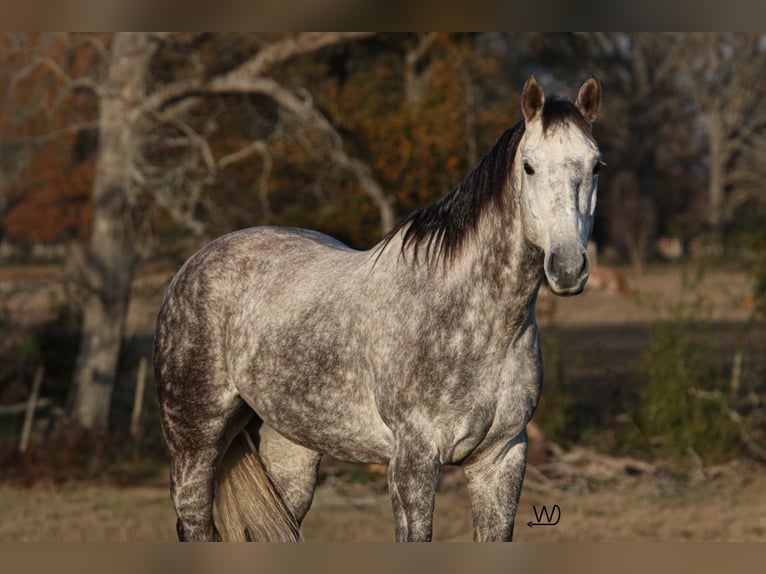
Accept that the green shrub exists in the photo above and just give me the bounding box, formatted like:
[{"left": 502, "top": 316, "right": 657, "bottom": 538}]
[{"left": 636, "top": 275, "right": 744, "bottom": 465}]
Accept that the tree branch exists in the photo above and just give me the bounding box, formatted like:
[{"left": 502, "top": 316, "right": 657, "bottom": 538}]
[
  {"left": 134, "top": 32, "right": 392, "bottom": 232},
  {"left": 203, "top": 76, "right": 394, "bottom": 232},
  {"left": 10, "top": 54, "right": 104, "bottom": 100},
  {"left": 17, "top": 121, "right": 99, "bottom": 146},
  {"left": 214, "top": 32, "right": 374, "bottom": 84},
  {"left": 406, "top": 32, "right": 438, "bottom": 69},
  {"left": 688, "top": 387, "right": 766, "bottom": 462},
  {"left": 144, "top": 32, "right": 375, "bottom": 115}
]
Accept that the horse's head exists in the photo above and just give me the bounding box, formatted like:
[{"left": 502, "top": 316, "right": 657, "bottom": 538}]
[{"left": 515, "top": 76, "right": 602, "bottom": 296}]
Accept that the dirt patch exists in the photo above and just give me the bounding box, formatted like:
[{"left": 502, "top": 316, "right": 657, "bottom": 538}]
[{"left": 538, "top": 264, "right": 755, "bottom": 327}]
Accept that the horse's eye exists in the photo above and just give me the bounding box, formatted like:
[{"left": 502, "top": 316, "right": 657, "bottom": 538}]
[
  {"left": 523, "top": 161, "right": 535, "bottom": 175},
  {"left": 593, "top": 161, "right": 604, "bottom": 175}
]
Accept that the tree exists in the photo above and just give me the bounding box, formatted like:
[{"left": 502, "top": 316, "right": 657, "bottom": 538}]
[
  {"left": 674, "top": 33, "right": 766, "bottom": 233},
  {"left": 600, "top": 33, "right": 677, "bottom": 270},
  {"left": 320, "top": 33, "right": 520, "bottom": 228},
  {"left": 68, "top": 33, "right": 156, "bottom": 429}
]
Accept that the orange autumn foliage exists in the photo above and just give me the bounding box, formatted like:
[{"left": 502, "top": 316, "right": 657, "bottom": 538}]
[
  {"left": 5, "top": 135, "right": 94, "bottom": 243},
  {"left": 1, "top": 33, "right": 103, "bottom": 245},
  {"left": 320, "top": 35, "right": 520, "bottom": 221}
]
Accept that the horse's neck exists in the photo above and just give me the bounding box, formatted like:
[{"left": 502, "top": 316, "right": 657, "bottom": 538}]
[
  {"left": 488, "top": 211, "right": 542, "bottom": 298},
  {"left": 371, "top": 180, "right": 543, "bottom": 336},
  {"left": 446, "top": 201, "right": 544, "bottom": 334}
]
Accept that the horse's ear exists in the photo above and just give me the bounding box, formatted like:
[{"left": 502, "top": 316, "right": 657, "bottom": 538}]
[
  {"left": 521, "top": 75, "right": 545, "bottom": 123},
  {"left": 576, "top": 76, "right": 600, "bottom": 123}
]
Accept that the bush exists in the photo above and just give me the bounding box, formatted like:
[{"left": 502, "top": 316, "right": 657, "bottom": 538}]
[
  {"left": 637, "top": 317, "right": 743, "bottom": 464},
  {"left": 635, "top": 270, "right": 751, "bottom": 465}
]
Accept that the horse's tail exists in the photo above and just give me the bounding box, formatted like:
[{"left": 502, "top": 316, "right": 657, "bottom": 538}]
[{"left": 213, "top": 431, "right": 303, "bottom": 541}]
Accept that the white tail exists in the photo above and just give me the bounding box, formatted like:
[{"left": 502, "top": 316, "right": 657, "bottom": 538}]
[{"left": 213, "top": 432, "right": 302, "bottom": 541}]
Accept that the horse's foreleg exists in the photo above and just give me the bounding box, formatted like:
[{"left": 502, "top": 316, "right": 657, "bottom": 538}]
[
  {"left": 387, "top": 433, "right": 442, "bottom": 542},
  {"left": 463, "top": 430, "right": 528, "bottom": 541}
]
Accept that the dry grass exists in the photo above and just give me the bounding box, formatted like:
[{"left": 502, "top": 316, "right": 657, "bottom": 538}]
[
  {"left": 514, "top": 474, "right": 766, "bottom": 542},
  {"left": 303, "top": 462, "right": 766, "bottom": 542},
  {"left": 3, "top": 461, "right": 765, "bottom": 542},
  {"left": 0, "top": 483, "right": 177, "bottom": 542}
]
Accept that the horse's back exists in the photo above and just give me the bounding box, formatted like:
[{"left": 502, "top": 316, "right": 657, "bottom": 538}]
[
  {"left": 156, "top": 227, "right": 348, "bottom": 383},
  {"left": 161, "top": 226, "right": 360, "bottom": 306}
]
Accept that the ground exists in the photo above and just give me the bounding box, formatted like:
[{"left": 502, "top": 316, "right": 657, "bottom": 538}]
[
  {"left": 1, "top": 459, "right": 765, "bottom": 541},
  {"left": 0, "top": 260, "right": 764, "bottom": 542}
]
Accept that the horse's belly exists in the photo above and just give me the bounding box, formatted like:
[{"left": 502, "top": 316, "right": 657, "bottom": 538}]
[
  {"left": 288, "top": 417, "right": 393, "bottom": 464},
  {"left": 268, "top": 410, "right": 394, "bottom": 464}
]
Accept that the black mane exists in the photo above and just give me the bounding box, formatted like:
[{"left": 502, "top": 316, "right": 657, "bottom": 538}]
[{"left": 378, "top": 121, "right": 524, "bottom": 269}]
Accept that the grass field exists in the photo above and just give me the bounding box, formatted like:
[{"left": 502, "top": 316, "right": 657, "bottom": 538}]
[{"left": 2, "top": 458, "right": 766, "bottom": 542}]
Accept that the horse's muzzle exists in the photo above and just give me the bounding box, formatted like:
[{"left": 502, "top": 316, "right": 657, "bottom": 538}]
[{"left": 544, "top": 248, "right": 590, "bottom": 296}]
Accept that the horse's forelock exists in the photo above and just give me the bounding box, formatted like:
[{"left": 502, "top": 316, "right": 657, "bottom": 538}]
[{"left": 541, "top": 97, "right": 595, "bottom": 141}]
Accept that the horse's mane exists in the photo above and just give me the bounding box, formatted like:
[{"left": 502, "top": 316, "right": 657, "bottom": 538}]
[
  {"left": 377, "top": 97, "right": 592, "bottom": 270},
  {"left": 377, "top": 120, "right": 524, "bottom": 269}
]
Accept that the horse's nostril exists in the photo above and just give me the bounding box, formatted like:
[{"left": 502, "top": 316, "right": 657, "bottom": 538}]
[{"left": 579, "top": 253, "right": 589, "bottom": 276}]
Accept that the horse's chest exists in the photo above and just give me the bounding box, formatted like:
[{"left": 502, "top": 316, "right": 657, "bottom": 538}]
[{"left": 445, "top": 336, "right": 542, "bottom": 464}]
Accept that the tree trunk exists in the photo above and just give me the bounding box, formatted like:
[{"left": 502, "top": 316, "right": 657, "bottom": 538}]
[
  {"left": 69, "top": 33, "right": 155, "bottom": 430},
  {"left": 404, "top": 33, "right": 436, "bottom": 109}
]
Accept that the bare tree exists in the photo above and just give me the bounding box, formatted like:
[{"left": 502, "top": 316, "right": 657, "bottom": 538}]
[
  {"left": 59, "top": 32, "right": 384, "bottom": 429},
  {"left": 404, "top": 33, "right": 438, "bottom": 109},
  {"left": 69, "top": 33, "right": 156, "bottom": 428},
  {"left": 674, "top": 33, "right": 766, "bottom": 231},
  {"left": 607, "top": 170, "right": 655, "bottom": 272}
]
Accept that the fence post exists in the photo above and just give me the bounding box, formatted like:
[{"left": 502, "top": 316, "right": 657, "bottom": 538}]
[
  {"left": 130, "top": 356, "right": 148, "bottom": 439},
  {"left": 19, "top": 365, "right": 44, "bottom": 453}
]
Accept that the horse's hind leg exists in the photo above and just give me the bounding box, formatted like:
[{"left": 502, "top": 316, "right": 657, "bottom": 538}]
[
  {"left": 254, "top": 422, "right": 322, "bottom": 525},
  {"left": 170, "top": 452, "right": 218, "bottom": 541},
  {"left": 163, "top": 396, "right": 252, "bottom": 542}
]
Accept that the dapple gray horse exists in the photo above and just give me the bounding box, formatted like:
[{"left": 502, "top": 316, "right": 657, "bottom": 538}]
[{"left": 155, "top": 76, "right": 602, "bottom": 542}]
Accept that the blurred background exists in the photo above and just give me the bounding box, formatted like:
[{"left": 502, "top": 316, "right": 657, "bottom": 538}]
[{"left": 1, "top": 32, "right": 765, "bottom": 541}]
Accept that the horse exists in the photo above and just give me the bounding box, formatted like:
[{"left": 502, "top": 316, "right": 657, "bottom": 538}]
[{"left": 154, "top": 76, "right": 602, "bottom": 542}]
